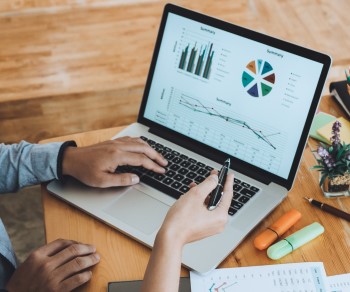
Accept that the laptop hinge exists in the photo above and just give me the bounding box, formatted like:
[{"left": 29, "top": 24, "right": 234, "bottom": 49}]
[{"left": 149, "top": 127, "right": 272, "bottom": 186}]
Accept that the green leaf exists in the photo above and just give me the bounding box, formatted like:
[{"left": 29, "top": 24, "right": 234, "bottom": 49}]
[{"left": 319, "top": 173, "right": 328, "bottom": 186}]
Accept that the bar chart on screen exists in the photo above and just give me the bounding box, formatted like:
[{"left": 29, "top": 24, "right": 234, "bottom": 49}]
[{"left": 174, "top": 27, "right": 231, "bottom": 82}]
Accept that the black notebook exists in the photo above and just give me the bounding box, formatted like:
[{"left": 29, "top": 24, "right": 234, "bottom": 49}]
[{"left": 330, "top": 80, "right": 350, "bottom": 117}]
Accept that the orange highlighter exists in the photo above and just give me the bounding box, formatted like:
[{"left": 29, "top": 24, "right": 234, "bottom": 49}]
[{"left": 254, "top": 209, "right": 302, "bottom": 250}]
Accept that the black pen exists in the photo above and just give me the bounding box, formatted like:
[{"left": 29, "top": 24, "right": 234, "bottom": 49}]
[
  {"left": 304, "top": 197, "right": 350, "bottom": 222},
  {"left": 208, "top": 158, "right": 231, "bottom": 211}
]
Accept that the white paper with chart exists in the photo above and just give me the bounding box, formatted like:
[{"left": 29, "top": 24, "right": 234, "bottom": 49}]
[{"left": 190, "top": 262, "right": 328, "bottom": 292}]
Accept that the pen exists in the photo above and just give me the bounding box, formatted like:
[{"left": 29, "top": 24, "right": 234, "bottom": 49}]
[
  {"left": 208, "top": 158, "right": 230, "bottom": 211},
  {"left": 304, "top": 197, "right": 350, "bottom": 222}
]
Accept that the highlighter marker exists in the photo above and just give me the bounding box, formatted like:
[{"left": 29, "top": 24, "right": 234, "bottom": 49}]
[
  {"left": 254, "top": 209, "right": 301, "bottom": 250},
  {"left": 267, "top": 222, "right": 324, "bottom": 260}
]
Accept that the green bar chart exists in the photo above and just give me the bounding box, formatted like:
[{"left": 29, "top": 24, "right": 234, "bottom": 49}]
[{"left": 178, "top": 42, "right": 214, "bottom": 79}]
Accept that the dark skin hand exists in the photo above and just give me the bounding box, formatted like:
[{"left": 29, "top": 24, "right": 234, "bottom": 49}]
[{"left": 6, "top": 239, "right": 100, "bottom": 292}]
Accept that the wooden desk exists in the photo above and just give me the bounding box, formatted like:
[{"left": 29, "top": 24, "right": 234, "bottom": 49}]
[{"left": 41, "top": 99, "right": 350, "bottom": 291}]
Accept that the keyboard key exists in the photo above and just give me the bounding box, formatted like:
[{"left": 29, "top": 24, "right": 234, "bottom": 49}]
[
  {"left": 147, "top": 139, "right": 156, "bottom": 146},
  {"left": 205, "top": 165, "right": 214, "bottom": 171},
  {"left": 233, "top": 184, "right": 242, "bottom": 191},
  {"left": 197, "top": 168, "right": 208, "bottom": 176},
  {"left": 196, "top": 162, "right": 205, "bottom": 167},
  {"left": 240, "top": 188, "right": 256, "bottom": 198},
  {"left": 164, "top": 147, "right": 172, "bottom": 152},
  {"left": 163, "top": 177, "right": 174, "bottom": 185},
  {"left": 154, "top": 174, "right": 165, "bottom": 181},
  {"left": 241, "top": 182, "right": 250, "bottom": 188},
  {"left": 171, "top": 150, "right": 180, "bottom": 156},
  {"left": 173, "top": 174, "right": 185, "bottom": 181},
  {"left": 234, "top": 178, "right": 241, "bottom": 184},
  {"left": 179, "top": 185, "right": 190, "bottom": 193},
  {"left": 170, "top": 164, "right": 180, "bottom": 171},
  {"left": 146, "top": 171, "right": 157, "bottom": 177},
  {"left": 195, "top": 175, "right": 205, "bottom": 183},
  {"left": 172, "top": 157, "right": 183, "bottom": 164},
  {"left": 186, "top": 172, "right": 197, "bottom": 179},
  {"left": 160, "top": 150, "right": 168, "bottom": 156},
  {"left": 182, "top": 178, "right": 192, "bottom": 185},
  {"left": 233, "top": 192, "right": 240, "bottom": 200},
  {"left": 189, "top": 164, "right": 199, "bottom": 171},
  {"left": 165, "top": 170, "right": 176, "bottom": 177},
  {"left": 171, "top": 181, "right": 182, "bottom": 189},
  {"left": 178, "top": 168, "right": 189, "bottom": 175},
  {"left": 238, "top": 195, "right": 250, "bottom": 203},
  {"left": 250, "top": 186, "right": 260, "bottom": 192},
  {"left": 180, "top": 161, "right": 191, "bottom": 168},
  {"left": 180, "top": 154, "right": 188, "bottom": 159},
  {"left": 155, "top": 143, "right": 163, "bottom": 148},
  {"left": 140, "top": 136, "right": 148, "bottom": 141},
  {"left": 228, "top": 207, "right": 238, "bottom": 216},
  {"left": 164, "top": 154, "right": 175, "bottom": 160},
  {"left": 231, "top": 200, "right": 244, "bottom": 209},
  {"left": 188, "top": 158, "right": 197, "bottom": 163}
]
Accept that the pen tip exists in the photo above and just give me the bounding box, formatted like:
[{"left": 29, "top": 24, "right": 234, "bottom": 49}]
[{"left": 304, "top": 196, "right": 311, "bottom": 202}]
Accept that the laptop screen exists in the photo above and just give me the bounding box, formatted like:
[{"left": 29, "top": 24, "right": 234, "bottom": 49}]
[{"left": 141, "top": 7, "right": 329, "bottom": 185}]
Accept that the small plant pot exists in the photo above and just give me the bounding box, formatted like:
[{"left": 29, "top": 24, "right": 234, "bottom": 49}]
[{"left": 321, "top": 175, "right": 350, "bottom": 198}]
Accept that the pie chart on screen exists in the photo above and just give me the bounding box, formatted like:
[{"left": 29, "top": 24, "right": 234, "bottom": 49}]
[{"left": 242, "top": 59, "right": 275, "bottom": 97}]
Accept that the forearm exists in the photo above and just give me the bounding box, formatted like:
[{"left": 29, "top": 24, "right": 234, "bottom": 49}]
[
  {"left": 141, "top": 230, "right": 183, "bottom": 292},
  {"left": 0, "top": 141, "right": 62, "bottom": 193}
]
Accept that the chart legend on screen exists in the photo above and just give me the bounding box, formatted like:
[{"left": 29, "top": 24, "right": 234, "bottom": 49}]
[{"left": 242, "top": 59, "right": 275, "bottom": 97}]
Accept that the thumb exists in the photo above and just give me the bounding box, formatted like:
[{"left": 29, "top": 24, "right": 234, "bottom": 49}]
[
  {"left": 98, "top": 173, "right": 140, "bottom": 187},
  {"left": 192, "top": 174, "right": 218, "bottom": 200}
]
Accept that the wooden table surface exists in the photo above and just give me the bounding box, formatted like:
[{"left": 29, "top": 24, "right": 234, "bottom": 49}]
[{"left": 41, "top": 94, "right": 350, "bottom": 292}]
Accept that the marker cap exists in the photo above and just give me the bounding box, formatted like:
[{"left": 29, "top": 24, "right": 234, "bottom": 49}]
[
  {"left": 267, "top": 222, "right": 324, "bottom": 260},
  {"left": 254, "top": 209, "right": 302, "bottom": 250}
]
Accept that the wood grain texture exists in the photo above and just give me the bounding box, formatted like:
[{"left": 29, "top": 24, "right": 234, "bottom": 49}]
[
  {"left": 1, "top": 0, "right": 350, "bottom": 143},
  {"left": 40, "top": 97, "right": 350, "bottom": 291}
]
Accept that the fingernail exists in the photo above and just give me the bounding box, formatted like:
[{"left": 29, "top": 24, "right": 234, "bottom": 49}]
[
  {"left": 94, "top": 253, "right": 100, "bottom": 261},
  {"left": 210, "top": 174, "right": 218, "bottom": 182},
  {"left": 131, "top": 174, "right": 140, "bottom": 184}
]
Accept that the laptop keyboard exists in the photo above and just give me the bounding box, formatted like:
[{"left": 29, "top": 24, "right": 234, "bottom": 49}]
[{"left": 115, "top": 136, "right": 260, "bottom": 216}]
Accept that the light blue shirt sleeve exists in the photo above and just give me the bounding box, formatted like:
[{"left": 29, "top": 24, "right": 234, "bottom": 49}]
[
  {"left": 0, "top": 141, "right": 64, "bottom": 287},
  {"left": 0, "top": 141, "right": 63, "bottom": 194}
]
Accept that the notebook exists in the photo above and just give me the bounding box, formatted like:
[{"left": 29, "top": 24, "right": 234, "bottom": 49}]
[
  {"left": 309, "top": 111, "right": 336, "bottom": 144},
  {"left": 47, "top": 4, "right": 331, "bottom": 273},
  {"left": 317, "top": 116, "right": 350, "bottom": 144}
]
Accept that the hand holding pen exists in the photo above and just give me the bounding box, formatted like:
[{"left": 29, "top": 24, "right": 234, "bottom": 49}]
[{"left": 208, "top": 158, "right": 231, "bottom": 210}]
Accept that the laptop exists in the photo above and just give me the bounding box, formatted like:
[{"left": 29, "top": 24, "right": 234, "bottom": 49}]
[{"left": 47, "top": 4, "right": 331, "bottom": 273}]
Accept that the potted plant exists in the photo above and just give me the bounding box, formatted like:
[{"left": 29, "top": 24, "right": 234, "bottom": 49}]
[{"left": 312, "top": 120, "right": 350, "bottom": 196}]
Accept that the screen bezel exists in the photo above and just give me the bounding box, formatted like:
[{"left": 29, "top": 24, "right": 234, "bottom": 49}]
[{"left": 137, "top": 3, "right": 331, "bottom": 190}]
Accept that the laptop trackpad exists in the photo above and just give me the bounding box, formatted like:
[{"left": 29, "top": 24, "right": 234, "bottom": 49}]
[{"left": 104, "top": 188, "right": 169, "bottom": 235}]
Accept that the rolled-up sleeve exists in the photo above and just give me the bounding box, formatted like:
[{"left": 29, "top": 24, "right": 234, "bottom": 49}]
[{"left": 0, "top": 141, "right": 63, "bottom": 193}]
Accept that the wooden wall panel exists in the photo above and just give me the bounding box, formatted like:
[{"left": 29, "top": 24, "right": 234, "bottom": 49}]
[{"left": 0, "top": 0, "right": 349, "bottom": 143}]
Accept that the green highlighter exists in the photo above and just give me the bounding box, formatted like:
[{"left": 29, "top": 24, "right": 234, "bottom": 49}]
[{"left": 267, "top": 222, "right": 324, "bottom": 260}]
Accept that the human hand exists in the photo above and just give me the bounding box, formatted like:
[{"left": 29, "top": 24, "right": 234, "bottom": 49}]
[
  {"left": 6, "top": 239, "right": 100, "bottom": 292},
  {"left": 157, "top": 171, "right": 234, "bottom": 249},
  {"left": 62, "top": 136, "right": 168, "bottom": 188}
]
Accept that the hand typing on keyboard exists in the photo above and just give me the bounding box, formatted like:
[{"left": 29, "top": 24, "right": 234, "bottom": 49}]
[{"left": 62, "top": 136, "right": 168, "bottom": 188}]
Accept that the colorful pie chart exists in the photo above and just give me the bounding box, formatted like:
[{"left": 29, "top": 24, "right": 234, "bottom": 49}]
[{"left": 242, "top": 59, "right": 275, "bottom": 97}]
